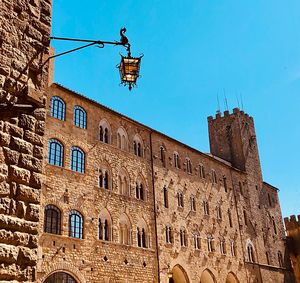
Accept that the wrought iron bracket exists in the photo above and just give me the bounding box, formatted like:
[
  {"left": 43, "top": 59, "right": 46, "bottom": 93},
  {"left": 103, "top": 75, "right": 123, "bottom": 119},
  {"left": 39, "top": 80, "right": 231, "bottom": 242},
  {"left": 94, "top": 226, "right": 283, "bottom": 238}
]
[{"left": 43, "top": 27, "right": 131, "bottom": 66}]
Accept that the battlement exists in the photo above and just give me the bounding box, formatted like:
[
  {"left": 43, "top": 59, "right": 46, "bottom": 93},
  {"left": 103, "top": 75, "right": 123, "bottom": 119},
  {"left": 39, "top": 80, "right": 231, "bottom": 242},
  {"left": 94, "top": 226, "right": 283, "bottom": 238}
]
[
  {"left": 284, "top": 215, "right": 300, "bottom": 231},
  {"left": 207, "top": 108, "right": 253, "bottom": 122}
]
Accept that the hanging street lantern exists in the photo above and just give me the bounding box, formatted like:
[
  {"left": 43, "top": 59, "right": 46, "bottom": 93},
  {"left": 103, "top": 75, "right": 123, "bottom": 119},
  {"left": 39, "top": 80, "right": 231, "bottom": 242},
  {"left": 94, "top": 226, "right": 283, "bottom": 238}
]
[{"left": 44, "top": 28, "right": 143, "bottom": 91}]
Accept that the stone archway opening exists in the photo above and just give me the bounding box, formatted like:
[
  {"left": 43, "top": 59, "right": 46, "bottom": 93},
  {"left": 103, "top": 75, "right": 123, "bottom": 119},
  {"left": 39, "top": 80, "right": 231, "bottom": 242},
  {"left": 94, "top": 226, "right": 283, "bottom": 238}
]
[
  {"left": 200, "top": 269, "right": 216, "bottom": 283},
  {"left": 44, "top": 272, "right": 77, "bottom": 283},
  {"left": 226, "top": 272, "right": 239, "bottom": 283},
  {"left": 169, "top": 265, "right": 189, "bottom": 283}
]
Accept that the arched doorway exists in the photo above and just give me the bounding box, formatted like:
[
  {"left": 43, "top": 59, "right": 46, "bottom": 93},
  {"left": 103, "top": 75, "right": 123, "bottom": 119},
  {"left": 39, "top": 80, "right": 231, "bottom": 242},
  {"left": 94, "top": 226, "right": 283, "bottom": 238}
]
[
  {"left": 169, "top": 265, "right": 189, "bottom": 283},
  {"left": 200, "top": 269, "right": 216, "bottom": 283},
  {"left": 226, "top": 272, "right": 239, "bottom": 283},
  {"left": 44, "top": 272, "right": 77, "bottom": 283}
]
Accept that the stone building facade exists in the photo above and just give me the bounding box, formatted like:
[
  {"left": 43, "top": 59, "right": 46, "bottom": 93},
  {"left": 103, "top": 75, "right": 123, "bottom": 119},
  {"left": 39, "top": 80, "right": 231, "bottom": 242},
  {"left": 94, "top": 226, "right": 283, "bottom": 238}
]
[
  {"left": 0, "top": 0, "right": 52, "bottom": 281},
  {"left": 285, "top": 215, "right": 300, "bottom": 283},
  {"left": 36, "top": 83, "right": 294, "bottom": 283}
]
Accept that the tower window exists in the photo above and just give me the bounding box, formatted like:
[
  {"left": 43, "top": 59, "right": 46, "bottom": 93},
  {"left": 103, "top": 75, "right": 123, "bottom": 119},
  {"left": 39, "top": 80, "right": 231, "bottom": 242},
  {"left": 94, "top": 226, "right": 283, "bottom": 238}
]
[
  {"left": 160, "top": 146, "right": 166, "bottom": 167},
  {"left": 50, "top": 96, "right": 65, "bottom": 121},
  {"left": 177, "top": 191, "right": 184, "bottom": 208},
  {"left": 186, "top": 158, "right": 192, "bottom": 174},
  {"left": 71, "top": 146, "right": 85, "bottom": 173},
  {"left": 44, "top": 205, "right": 61, "bottom": 235},
  {"left": 48, "top": 139, "right": 64, "bottom": 167},
  {"left": 211, "top": 170, "right": 217, "bottom": 184},
  {"left": 180, "top": 228, "right": 187, "bottom": 247},
  {"left": 199, "top": 164, "right": 205, "bottom": 178},
  {"left": 247, "top": 244, "right": 255, "bottom": 262},
  {"left": 74, "top": 105, "right": 87, "bottom": 129},
  {"left": 136, "top": 182, "right": 144, "bottom": 200},
  {"left": 203, "top": 200, "right": 209, "bottom": 215},
  {"left": 69, "top": 210, "right": 83, "bottom": 239},
  {"left": 165, "top": 225, "right": 173, "bottom": 244},
  {"left": 163, "top": 186, "right": 169, "bottom": 208},
  {"left": 190, "top": 195, "right": 196, "bottom": 211},
  {"left": 173, "top": 152, "right": 180, "bottom": 169}
]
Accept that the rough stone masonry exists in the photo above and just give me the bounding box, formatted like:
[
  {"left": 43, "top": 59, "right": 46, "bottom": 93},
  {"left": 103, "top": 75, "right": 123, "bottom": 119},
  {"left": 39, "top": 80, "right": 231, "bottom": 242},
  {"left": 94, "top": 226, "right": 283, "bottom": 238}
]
[{"left": 0, "top": 0, "right": 52, "bottom": 281}]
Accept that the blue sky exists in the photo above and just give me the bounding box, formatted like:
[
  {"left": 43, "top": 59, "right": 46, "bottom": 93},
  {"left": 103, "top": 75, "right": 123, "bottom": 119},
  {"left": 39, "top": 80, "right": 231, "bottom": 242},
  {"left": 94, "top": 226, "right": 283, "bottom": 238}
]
[{"left": 51, "top": 0, "right": 300, "bottom": 218}]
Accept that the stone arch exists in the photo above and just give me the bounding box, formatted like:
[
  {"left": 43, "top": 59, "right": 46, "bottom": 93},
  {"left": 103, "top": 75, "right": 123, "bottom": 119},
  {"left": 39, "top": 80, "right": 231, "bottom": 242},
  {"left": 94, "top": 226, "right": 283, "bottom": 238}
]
[
  {"left": 226, "top": 272, "right": 239, "bottom": 283},
  {"left": 200, "top": 269, "right": 216, "bottom": 283},
  {"left": 117, "top": 126, "right": 128, "bottom": 150},
  {"left": 170, "top": 264, "right": 189, "bottom": 283},
  {"left": 119, "top": 212, "right": 132, "bottom": 245},
  {"left": 133, "top": 133, "right": 144, "bottom": 157},
  {"left": 118, "top": 167, "right": 130, "bottom": 196},
  {"left": 98, "top": 208, "right": 113, "bottom": 241},
  {"left": 38, "top": 262, "right": 86, "bottom": 283},
  {"left": 99, "top": 118, "right": 111, "bottom": 143}
]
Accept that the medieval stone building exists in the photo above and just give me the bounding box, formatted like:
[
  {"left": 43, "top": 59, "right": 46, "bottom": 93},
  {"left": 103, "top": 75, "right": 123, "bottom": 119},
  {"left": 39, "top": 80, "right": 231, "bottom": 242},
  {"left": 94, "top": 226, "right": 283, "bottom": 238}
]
[
  {"left": 285, "top": 215, "right": 300, "bottom": 283},
  {"left": 0, "top": 0, "right": 296, "bottom": 282}
]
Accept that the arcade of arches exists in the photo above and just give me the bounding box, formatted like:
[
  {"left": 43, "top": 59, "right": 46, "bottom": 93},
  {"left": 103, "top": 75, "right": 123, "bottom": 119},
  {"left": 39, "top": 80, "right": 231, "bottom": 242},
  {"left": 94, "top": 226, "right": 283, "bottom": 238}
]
[{"left": 169, "top": 265, "right": 239, "bottom": 283}]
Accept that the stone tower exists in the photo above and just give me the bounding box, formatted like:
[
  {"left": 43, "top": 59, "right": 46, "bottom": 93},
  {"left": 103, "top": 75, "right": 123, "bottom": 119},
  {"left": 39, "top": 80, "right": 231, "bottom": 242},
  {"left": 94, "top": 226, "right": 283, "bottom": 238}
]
[
  {"left": 208, "top": 108, "right": 262, "bottom": 177},
  {"left": 0, "top": 0, "right": 52, "bottom": 281}
]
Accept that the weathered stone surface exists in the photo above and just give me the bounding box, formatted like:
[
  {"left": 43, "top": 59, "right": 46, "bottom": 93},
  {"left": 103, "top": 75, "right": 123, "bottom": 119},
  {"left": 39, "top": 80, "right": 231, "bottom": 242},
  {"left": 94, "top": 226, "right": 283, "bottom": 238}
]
[
  {"left": 0, "top": 197, "right": 10, "bottom": 214},
  {"left": 33, "top": 145, "right": 43, "bottom": 159},
  {"left": 19, "top": 153, "right": 42, "bottom": 172},
  {"left": 30, "top": 172, "right": 43, "bottom": 189},
  {"left": 26, "top": 203, "right": 39, "bottom": 221},
  {"left": 0, "top": 214, "right": 38, "bottom": 235},
  {"left": 18, "top": 247, "right": 37, "bottom": 266},
  {"left": 0, "top": 182, "right": 10, "bottom": 196},
  {"left": 16, "top": 201, "right": 26, "bottom": 219},
  {"left": 19, "top": 114, "right": 37, "bottom": 132},
  {"left": 10, "top": 137, "right": 33, "bottom": 154},
  {"left": 24, "top": 130, "right": 43, "bottom": 146},
  {"left": 9, "top": 165, "right": 30, "bottom": 185},
  {"left": 0, "top": 132, "right": 10, "bottom": 146},
  {"left": 35, "top": 120, "right": 45, "bottom": 135},
  {"left": 17, "top": 184, "right": 39, "bottom": 204},
  {"left": 4, "top": 122, "right": 23, "bottom": 138},
  {"left": 33, "top": 108, "right": 46, "bottom": 121},
  {"left": 3, "top": 147, "right": 20, "bottom": 165},
  {"left": 0, "top": 244, "right": 18, "bottom": 264}
]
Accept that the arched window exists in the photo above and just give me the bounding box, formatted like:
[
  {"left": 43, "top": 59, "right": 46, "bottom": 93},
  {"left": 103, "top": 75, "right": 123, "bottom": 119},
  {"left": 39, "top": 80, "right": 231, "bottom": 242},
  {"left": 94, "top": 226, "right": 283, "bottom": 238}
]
[
  {"left": 136, "top": 181, "right": 144, "bottom": 200},
  {"left": 48, "top": 139, "right": 63, "bottom": 167},
  {"left": 133, "top": 135, "right": 143, "bottom": 157},
  {"left": 119, "top": 213, "right": 132, "bottom": 245},
  {"left": 216, "top": 204, "right": 222, "bottom": 220},
  {"left": 211, "top": 169, "right": 217, "bottom": 184},
  {"left": 194, "top": 232, "right": 201, "bottom": 250},
  {"left": 99, "top": 119, "right": 111, "bottom": 144},
  {"left": 118, "top": 169, "right": 130, "bottom": 196},
  {"left": 223, "top": 176, "right": 228, "bottom": 192},
  {"left": 207, "top": 235, "right": 214, "bottom": 252},
  {"left": 180, "top": 228, "right": 187, "bottom": 247},
  {"left": 173, "top": 152, "right": 180, "bottom": 169},
  {"left": 186, "top": 158, "right": 192, "bottom": 174},
  {"left": 71, "top": 146, "right": 85, "bottom": 173},
  {"left": 163, "top": 186, "right": 169, "bottom": 208},
  {"left": 199, "top": 164, "right": 205, "bottom": 178},
  {"left": 228, "top": 209, "right": 233, "bottom": 227},
  {"left": 50, "top": 96, "right": 65, "bottom": 121},
  {"left": 137, "top": 219, "right": 148, "bottom": 248},
  {"left": 266, "top": 251, "right": 270, "bottom": 265},
  {"left": 203, "top": 200, "right": 209, "bottom": 215},
  {"left": 190, "top": 195, "right": 196, "bottom": 211},
  {"left": 165, "top": 225, "right": 173, "bottom": 244},
  {"left": 230, "top": 240, "right": 236, "bottom": 256},
  {"left": 278, "top": 251, "right": 284, "bottom": 267},
  {"left": 117, "top": 127, "right": 128, "bottom": 151},
  {"left": 69, "top": 210, "right": 83, "bottom": 239},
  {"left": 44, "top": 205, "right": 61, "bottom": 234},
  {"left": 177, "top": 191, "right": 184, "bottom": 208},
  {"left": 99, "top": 169, "right": 109, "bottom": 190},
  {"left": 243, "top": 210, "right": 248, "bottom": 226},
  {"left": 160, "top": 146, "right": 166, "bottom": 167},
  {"left": 247, "top": 244, "right": 255, "bottom": 262},
  {"left": 220, "top": 239, "right": 226, "bottom": 254},
  {"left": 74, "top": 105, "right": 87, "bottom": 129},
  {"left": 44, "top": 272, "right": 77, "bottom": 283},
  {"left": 99, "top": 209, "right": 112, "bottom": 241}
]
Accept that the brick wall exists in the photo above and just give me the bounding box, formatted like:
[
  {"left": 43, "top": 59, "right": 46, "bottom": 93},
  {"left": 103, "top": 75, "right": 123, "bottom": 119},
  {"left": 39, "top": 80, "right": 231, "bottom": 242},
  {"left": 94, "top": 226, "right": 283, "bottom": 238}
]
[{"left": 0, "top": 0, "right": 52, "bottom": 281}]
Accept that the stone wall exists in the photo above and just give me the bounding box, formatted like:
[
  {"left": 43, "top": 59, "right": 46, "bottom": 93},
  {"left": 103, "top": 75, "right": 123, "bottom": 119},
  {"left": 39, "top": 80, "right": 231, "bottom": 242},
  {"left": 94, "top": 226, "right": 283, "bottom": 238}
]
[
  {"left": 37, "top": 84, "right": 158, "bottom": 282},
  {"left": 0, "top": 0, "right": 52, "bottom": 281},
  {"left": 285, "top": 215, "right": 300, "bottom": 283}
]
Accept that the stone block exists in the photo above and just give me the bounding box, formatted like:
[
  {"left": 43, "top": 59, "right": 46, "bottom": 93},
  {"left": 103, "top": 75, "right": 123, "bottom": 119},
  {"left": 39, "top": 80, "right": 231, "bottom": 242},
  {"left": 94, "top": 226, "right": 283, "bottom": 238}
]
[
  {"left": 16, "top": 201, "right": 26, "bottom": 218},
  {"left": 19, "top": 114, "right": 37, "bottom": 131},
  {"left": 4, "top": 123, "right": 23, "bottom": 138},
  {"left": 0, "top": 197, "right": 10, "bottom": 214},
  {"left": 0, "top": 244, "right": 18, "bottom": 264},
  {"left": 30, "top": 172, "right": 43, "bottom": 189},
  {"left": 0, "top": 182, "right": 10, "bottom": 196},
  {"left": 10, "top": 137, "right": 33, "bottom": 154},
  {"left": 33, "top": 145, "right": 43, "bottom": 159},
  {"left": 18, "top": 246, "right": 37, "bottom": 266},
  {"left": 0, "top": 214, "right": 38, "bottom": 235},
  {"left": 0, "top": 132, "right": 10, "bottom": 146},
  {"left": 26, "top": 203, "right": 39, "bottom": 221},
  {"left": 19, "top": 153, "right": 42, "bottom": 173},
  {"left": 33, "top": 108, "right": 46, "bottom": 121},
  {"left": 17, "top": 184, "right": 40, "bottom": 204},
  {"left": 24, "top": 130, "right": 43, "bottom": 146},
  {"left": 35, "top": 120, "right": 45, "bottom": 135},
  {"left": 3, "top": 147, "right": 20, "bottom": 165},
  {"left": 10, "top": 165, "right": 31, "bottom": 185}
]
